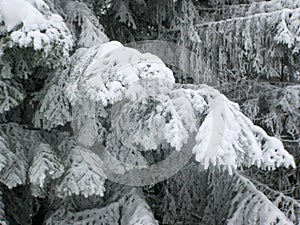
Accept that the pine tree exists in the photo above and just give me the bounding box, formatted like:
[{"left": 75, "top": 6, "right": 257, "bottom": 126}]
[{"left": 0, "top": 0, "right": 299, "bottom": 224}]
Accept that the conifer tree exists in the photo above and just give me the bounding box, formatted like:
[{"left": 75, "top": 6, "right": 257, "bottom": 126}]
[{"left": 0, "top": 0, "right": 299, "bottom": 224}]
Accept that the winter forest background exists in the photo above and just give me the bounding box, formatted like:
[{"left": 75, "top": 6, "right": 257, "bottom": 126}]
[{"left": 0, "top": 0, "right": 299, "bottom": 224}]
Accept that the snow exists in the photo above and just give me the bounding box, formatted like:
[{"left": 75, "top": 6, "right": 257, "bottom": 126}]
[
  {"left": 67, "top": 41, "right": 295, "bottom": 174},
  {"left": 0, "top": 0, "right": 46, "bottom": 32},
  {"left": 274, "top": 20, "right": 295, "bottom": 48},
  {"left": 64, "top": 1, "right": 109, "bottom": 47},
  {"left": 273, "top": 8, "right": 300, "bottom": 53},
  {"left": 56, "top": 146, "right": 106, "bottom": 198},
  {"left": 75, "top": 41, "right": 174, "bottom": 106},
  {"left": 27, "top": 0, "right": 50, "bottom": 13},
  {"left": 225, "top": 171, "right": 294, "bottom": 225},
  {"left": 0, "top": 0, "right": 73, "bottom": 65},
  {"left": 192, "top": 91, "right": 296, "bottom": 174},
  {"left": 0, "top": 136, "right": 8, "bottom": 171},
  {"left": 162, "top": 97, "right": 190, "bottom": 151},
  {"left": 29, "top": 143, "right": 64, "bottom": 192}
]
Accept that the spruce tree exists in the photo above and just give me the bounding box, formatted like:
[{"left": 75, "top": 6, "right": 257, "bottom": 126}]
[{"left": 0, "top": 0, "right": 299, "bottom": 224}]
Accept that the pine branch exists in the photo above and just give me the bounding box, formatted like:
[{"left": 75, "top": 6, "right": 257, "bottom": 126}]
[
  {"left": 64, "top": 1, "right": 108, "bottom": 48},
  {"left": 202, "top": 169, "right": 294, "bottom": 225},
  {"left": 196, "top": 0, "right": 300, "bottom": 23},
  {"left": 46, "top": 188, "right": 158, "bottom": 225},
  {"left": 246, "top": 174, "right": 300, "bottom": 224},
  {"left": 29, "top": 143, "right": 64, "bottom": 197},
  {"left": 0, "top": 134, "right": 27, "bottom": 189},
  {"left": 55, "top": 146, "right": 106, "bottom": 198},
  {"left": 0, "top": 0, "right": 73, "bottom": 68},
  {"left": 0, "top": 123, "right": 44, "bottom": 189},
  {"left": 0, "top": 189, "right": 8, "bottom": 225},
  {"left": 196, "top": 7, "right": 300, "bottom": 28},
  {"left": 0, "top": 80, "right": 24, "bottom": 114}
]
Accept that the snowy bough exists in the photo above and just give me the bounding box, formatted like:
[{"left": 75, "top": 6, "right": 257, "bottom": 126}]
[
  {"left": 65, "top": 41, "right": 295, "bottom": 174},
  {"left": 0, "top": 0, "right": 299, "bottom": 224}
]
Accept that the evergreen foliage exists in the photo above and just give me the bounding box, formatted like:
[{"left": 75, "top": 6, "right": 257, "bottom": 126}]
[{"left": 0, "top": 0, "right": 299, "bottom": 224}]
